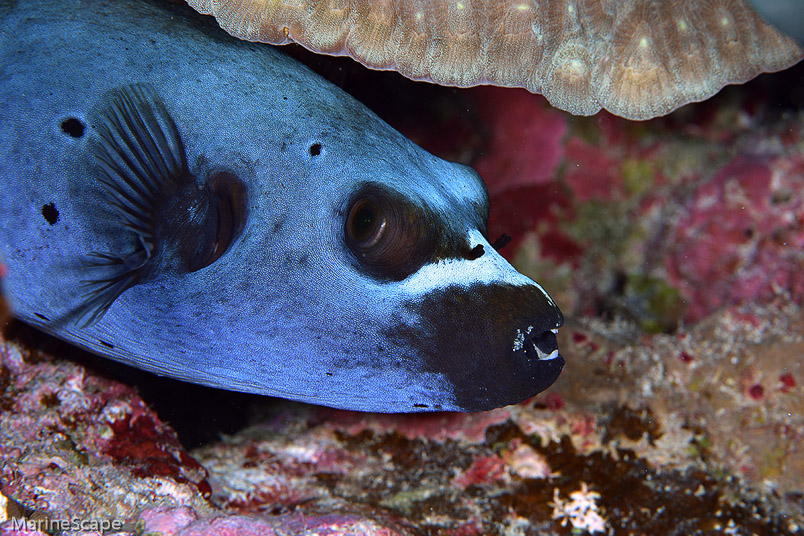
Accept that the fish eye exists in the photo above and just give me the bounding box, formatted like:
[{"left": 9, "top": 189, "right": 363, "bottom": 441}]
[
  {"left": 343, "top": 185, "right": 438, "bottom": 281},
  {"left": 347, "top": 198, "right": 387, "bottom": 247}
]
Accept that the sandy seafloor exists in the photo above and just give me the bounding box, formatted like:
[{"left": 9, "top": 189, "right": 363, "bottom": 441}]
[{"left": 1, "top": 44, "right": 803, "bottom": 536}]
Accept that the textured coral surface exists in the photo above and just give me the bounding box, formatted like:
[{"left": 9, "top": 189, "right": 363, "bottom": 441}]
[
  {"left": 188, "top": 0, "right": 804, "bottom": 119},
  {"left": 2, "top": 47, "right": 804, "bottom": 536}
]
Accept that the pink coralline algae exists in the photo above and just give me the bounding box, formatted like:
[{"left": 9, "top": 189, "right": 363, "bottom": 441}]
[
  {"left": 562, "top": 137, "right": 624, "bottom": 203},
  {"left": 666, "top": 155, "right": 804, "bottom": 322},
  {"left": 0, "top": 331, "right": 411, "bottom": 536},
  {"left": 0, "top": 329, "right": 213, "bottom": 523},
  {"left": 451, "top": 455, "right": 507, "bottom": 489},
  {"left": 471, "top": 87, "right": 567, "bottom": 194},
  {"left": 143, "top": 512, "right": 407, "bottom": 536},
  {"left": 462, "top": 87, "right": 579, "bottom": 259}
]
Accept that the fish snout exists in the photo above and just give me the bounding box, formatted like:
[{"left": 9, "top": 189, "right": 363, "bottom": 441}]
[
  {"left": 453, "top": 283, "right": 564, "bottom": 411},
  {"left": 395, "top": 278, "right": 564, "bottom": 412}
]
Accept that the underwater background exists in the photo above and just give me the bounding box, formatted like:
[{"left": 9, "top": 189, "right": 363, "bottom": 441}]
[{"left": 2, "top": 26, "right": 804, "bottom": 536}]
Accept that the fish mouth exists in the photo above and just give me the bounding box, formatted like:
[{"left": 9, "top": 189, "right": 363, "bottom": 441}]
[
  {"left": 514, "top": 326, "right": 561, "bottom": 362},
  {"left": 508, "top": 324, "right": 565, "bottom": 398}
]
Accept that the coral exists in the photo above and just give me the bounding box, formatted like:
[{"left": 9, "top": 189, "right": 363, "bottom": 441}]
[
  {"left": 559, "top": 298, "right": 804, "bottom": 502},
  {"left": 188, "top": 0, "right": 804, "bottom": 119},
  {"left": 550, "top": 483, "right": 607, "bottom": 534},
  {"left": 185, "top": 300, "right": 802, "bottom": 535},
  {"left": 2, "top": 278, "right": 803, "bottom": 536},
  {"left": 0, "top": 331, "right": 411, "bottom": 536},
  {"left": 0, "top": 329, "right": 213, "bottom": 524}
]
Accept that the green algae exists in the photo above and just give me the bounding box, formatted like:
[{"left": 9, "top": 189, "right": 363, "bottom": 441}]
[
  {"left": 621, "top": 158, "right": 656, "bottom": 197},
  {"left": 622, "top": 274, "right": 685, "bottom": 333}
]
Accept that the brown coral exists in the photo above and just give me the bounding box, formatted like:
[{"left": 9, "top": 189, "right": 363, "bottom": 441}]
[{"left": 187, "top": 0, "right": 803, "bottom": 119}]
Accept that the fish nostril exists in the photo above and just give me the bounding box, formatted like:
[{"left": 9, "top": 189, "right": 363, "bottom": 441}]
[
  {"left": 465, "top": 243, "right": 485, "bottom": 260},
  {"left": 491, "top": 233, "right": 511, "bottom": 251}
]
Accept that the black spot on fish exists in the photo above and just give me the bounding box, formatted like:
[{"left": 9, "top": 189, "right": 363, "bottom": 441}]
[
  {"left": 413, "top": 403, "right": 428, "bottom": 408},
  {"left": 298, "top": 254, "right": 309, "bottom": 266},
  {"left": 60, "top": 117, "right": 85, "bottom": 138},
  {"left": 309, "top": 142, "right": 322, "bottom": 157},
  {"left": 41, "top": 202, "right": 59, "bottom": 225},
  {"left": 466, "top": 244, "right": 485, "bottom": 260},
  {"left": 99, "top": 340, "right": 115, "bottom": 349},
  {"left": 34, "top": 313, "right": 51, "bottom": 322}
]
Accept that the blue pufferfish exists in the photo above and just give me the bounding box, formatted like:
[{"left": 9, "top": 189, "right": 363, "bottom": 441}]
[{"left": 0, "top": 0, "right": 564, "bottom": 412}]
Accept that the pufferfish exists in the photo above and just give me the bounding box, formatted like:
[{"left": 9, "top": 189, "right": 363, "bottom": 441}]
[{"left": 0, "top": 0, "right": 564, "bottom": 412}]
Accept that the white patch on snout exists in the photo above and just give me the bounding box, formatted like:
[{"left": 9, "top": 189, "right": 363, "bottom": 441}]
[{"left": 399, "top": 229, "right": 556, "bottom": 309}]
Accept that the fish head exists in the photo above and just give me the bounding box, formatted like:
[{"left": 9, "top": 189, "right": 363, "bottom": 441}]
[
  {"left": 249, "top": 124, "right": 564, "bottom": 412},
  {"left": 48, "top": 81, "right": 563, "bottom": 414}
]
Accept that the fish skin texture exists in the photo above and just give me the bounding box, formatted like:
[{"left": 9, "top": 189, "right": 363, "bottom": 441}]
[{"left": 0, "top": 0, "right": 563, "bottom": 412}]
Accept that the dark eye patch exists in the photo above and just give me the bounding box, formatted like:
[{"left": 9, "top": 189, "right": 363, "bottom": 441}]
[{"left": 343, "top": 184, "right": 439, "bottom": 281}]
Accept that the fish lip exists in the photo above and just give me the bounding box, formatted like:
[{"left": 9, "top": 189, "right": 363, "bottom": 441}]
[
  {"left": 513, "top": 325, "right": 562, "bottom": 362},
  {"left": 507, "top": 322, "right": 564, "bottom": 397}
]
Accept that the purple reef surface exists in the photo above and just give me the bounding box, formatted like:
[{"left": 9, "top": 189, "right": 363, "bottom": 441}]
[{"left": 2, "top": 53, "right": 804, "bottom": 536}]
